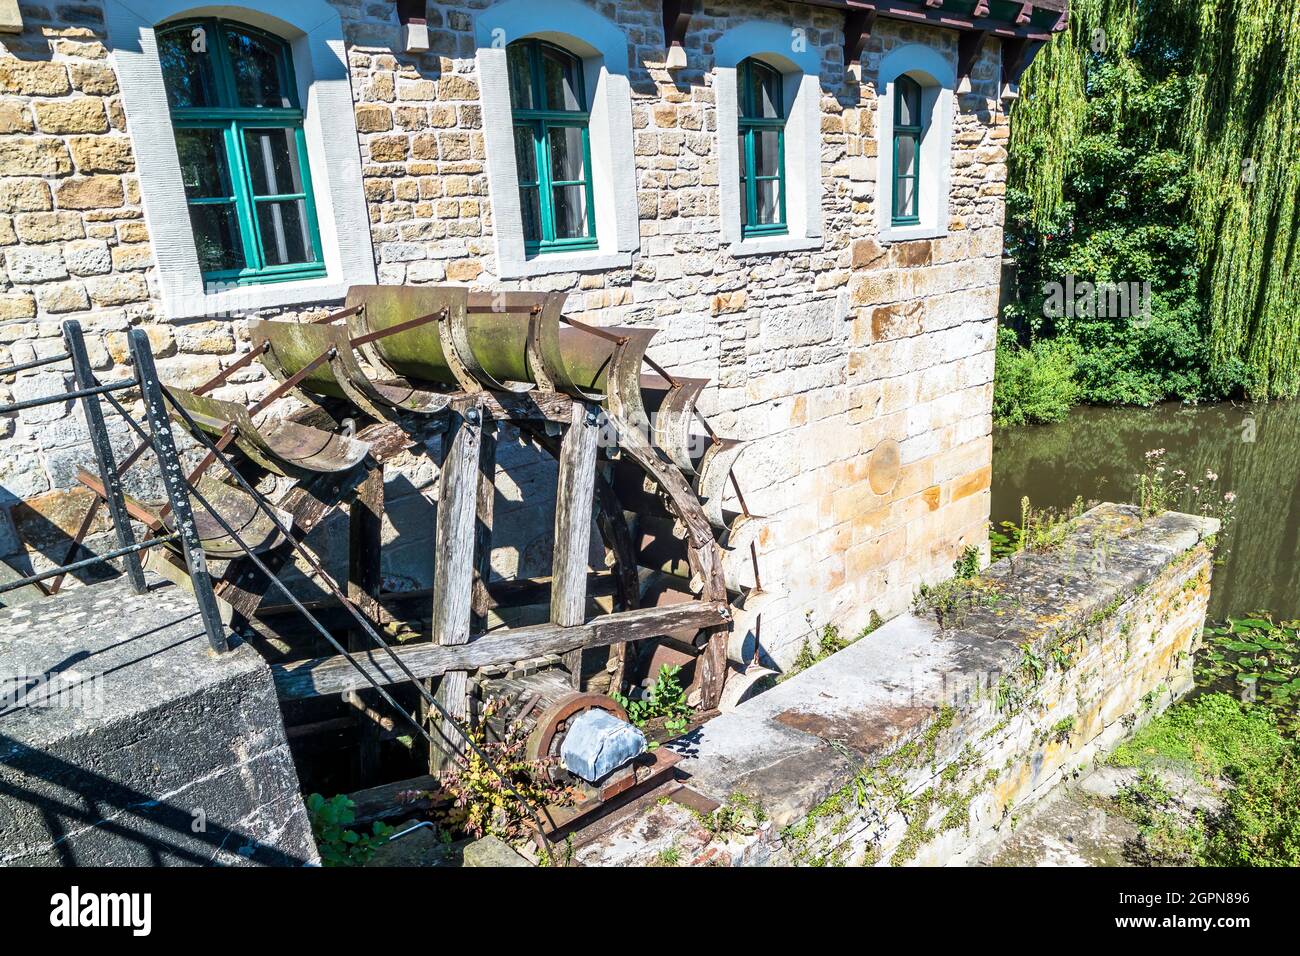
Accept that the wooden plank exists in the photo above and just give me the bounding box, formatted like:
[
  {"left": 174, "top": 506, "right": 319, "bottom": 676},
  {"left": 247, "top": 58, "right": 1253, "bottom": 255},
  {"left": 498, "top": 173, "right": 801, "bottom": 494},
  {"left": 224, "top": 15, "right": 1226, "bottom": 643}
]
[
  {"left": 552, "top": 401, "right": 600, "bottom": 688},
  {"left": 429, "top": 404, "right": 482, "bottom": 770},
  {"left": 347, "top": 463, "right": 385, "bottom": 784},
  {"left": 470, "top": 415, "right": 497, "bottom": 632},
  {"left": 478, "top": 390, "right": 574, "bottom": 424},
  {"left": 273, "top": 600, "right": 731, "bottom": 700}
]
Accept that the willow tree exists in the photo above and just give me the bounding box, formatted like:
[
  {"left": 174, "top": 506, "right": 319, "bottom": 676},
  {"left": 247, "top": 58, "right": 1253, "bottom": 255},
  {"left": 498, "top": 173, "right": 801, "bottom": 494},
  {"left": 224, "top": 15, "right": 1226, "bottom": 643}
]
[{"left": 1010, "top": 0, "right": 1300, "bottom": 399}]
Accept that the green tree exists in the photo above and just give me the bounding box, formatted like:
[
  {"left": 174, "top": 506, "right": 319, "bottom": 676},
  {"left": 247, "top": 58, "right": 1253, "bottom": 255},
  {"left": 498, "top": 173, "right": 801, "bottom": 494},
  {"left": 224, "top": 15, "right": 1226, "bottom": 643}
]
[{"left": 1008, "top": 0, "right": 1300, "bottom": 401}]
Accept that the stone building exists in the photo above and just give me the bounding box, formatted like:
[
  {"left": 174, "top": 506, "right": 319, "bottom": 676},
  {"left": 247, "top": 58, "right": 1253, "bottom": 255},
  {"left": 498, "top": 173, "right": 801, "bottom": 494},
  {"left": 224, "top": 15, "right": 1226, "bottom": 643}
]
[{"left": 0, "top": 1, "right": 1065, "bottom": 666}]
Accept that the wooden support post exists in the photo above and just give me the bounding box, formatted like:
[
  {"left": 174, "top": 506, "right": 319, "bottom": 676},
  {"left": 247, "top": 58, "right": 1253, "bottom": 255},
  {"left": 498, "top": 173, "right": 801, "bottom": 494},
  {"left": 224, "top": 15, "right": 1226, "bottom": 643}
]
[
  {"left": 471, "top": 416, "right": 497, "bottom": 633},
  {"left": 843, "top": 9, "right": 876, "bottom": 68},
  {"left": 552, "top": 400, "right": 600, "bottom": 689},
  {"left": 429, "top": 401, "right": 483, "bottom": 772},
  {"left": 347, "top": 462, "right": 384, "bottom": 785}
]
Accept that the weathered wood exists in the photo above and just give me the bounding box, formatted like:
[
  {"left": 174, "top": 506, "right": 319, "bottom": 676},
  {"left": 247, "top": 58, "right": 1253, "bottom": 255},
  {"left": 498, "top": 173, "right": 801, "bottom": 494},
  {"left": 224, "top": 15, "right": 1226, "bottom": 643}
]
[
  {"left": 480, "top": 390, "right": 574, "bottom": 423},
  {"left": 273, "top": 600, "right": 731, "bottom": 700},
  {"left": 516, "top": 421, "right": 640, "bottom": 693},
  {"left": 595, "top": 469, "right": 639, "bottom": 695},
  {"left": 347, "top": 463, "right": 385, "bottom": 783},
  {"left": 553, "top": 401, "right": 600, "bottom": 688},
  {"left": 603, "top": 408, "right": 730, "bottom": 709},
  {"left": 471, "top": 416, "right": 497, "bottom": 631},
  {"left": 215, "top": 420, "right": 416, "bottom": 617},
  {"left": 429, "top": 405, "right": 482, "bottom": 770}
]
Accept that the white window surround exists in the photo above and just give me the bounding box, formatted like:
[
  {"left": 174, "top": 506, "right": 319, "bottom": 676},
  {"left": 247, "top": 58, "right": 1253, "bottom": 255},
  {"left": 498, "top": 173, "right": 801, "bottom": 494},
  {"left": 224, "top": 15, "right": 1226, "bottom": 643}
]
[
  {"left": 105, "top": 0, "right": 374, "bottom": 320},
  {"left": 475, "top": 0, "right": 638, "bottom": 279},
  {"left": 715, "top": 20, "right": 824, "bottom": 258},
  {"left": 874, "top": 43, "right": 955, "bottom": 244}
]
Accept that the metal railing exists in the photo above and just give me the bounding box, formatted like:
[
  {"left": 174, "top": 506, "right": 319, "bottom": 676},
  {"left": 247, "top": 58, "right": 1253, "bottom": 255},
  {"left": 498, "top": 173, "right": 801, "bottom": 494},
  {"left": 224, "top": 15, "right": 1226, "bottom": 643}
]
[
  {"left": 1, "top": 318, "right": 559, "bottom": 856},
  {"left": 0, "top": 321, "right": 227, "bottom": 652}
]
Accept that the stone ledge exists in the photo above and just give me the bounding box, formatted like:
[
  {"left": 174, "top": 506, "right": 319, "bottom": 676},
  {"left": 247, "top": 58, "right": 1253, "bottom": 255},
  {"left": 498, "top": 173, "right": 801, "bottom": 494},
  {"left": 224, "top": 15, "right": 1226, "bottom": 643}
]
[
  {"left": 1, "top": 574, "right": 318, "bottom": 866},
  {"left": 578, "top": 504, "right": 1219, "bottom": 865}
]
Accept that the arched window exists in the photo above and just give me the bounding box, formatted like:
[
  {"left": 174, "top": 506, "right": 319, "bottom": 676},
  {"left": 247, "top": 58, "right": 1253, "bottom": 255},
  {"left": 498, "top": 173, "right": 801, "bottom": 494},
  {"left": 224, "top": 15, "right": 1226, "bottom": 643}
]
[
  {"left": 736, "top": 57, "right": 787, "bottom": 237},
  {"left": 507, "top": 39, "right": 596, "bottom": 253},
  {"left": 157, "top": 18, "right": 323, "bottom": 284},
  {"left": 891, "top": 75, "right": 923, "bottom": 226}
]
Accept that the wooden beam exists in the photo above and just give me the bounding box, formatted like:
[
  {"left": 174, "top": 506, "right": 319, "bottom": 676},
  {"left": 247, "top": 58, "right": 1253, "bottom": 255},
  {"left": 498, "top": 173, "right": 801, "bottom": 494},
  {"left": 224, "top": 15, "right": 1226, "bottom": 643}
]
[
  {"left": 957, "top": 29, "right": 988, "bottom": 90},
  {"left": 662, "top": 0, "right": 694, "bottom": 65},
  {"left": 347, "top": 462, "right": 385, "bottom": 783},
  {"left": 1000, "top": 36, "right": 1044, "bottom": 88},
  {"left": 429, "top": 403, "right": 483, "bottom": 770},
  {"left": 552, "top": 401, "right": 600, "bottom": 688},
  {"left": 273, "top": 601, "right": 732, "bottom": 700},
  {"left": 470, "top": 417, "right": 497, "bottom": 633},
  {"left": 797, "top": 0, "right": 1057, "bottom": 42},
  {"left": 843, "top": 8, "right": 877, "bottom": 66}
]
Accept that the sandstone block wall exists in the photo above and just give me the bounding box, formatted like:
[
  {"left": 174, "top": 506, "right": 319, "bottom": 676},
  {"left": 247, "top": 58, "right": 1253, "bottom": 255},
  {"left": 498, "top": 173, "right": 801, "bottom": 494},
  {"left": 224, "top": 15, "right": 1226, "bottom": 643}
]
[
  {"left": 1, "top": 0, "right": 1010, "bottom": 662},
  {"left": 575, "top": 505, "right": 1219, "bottom": 866}
]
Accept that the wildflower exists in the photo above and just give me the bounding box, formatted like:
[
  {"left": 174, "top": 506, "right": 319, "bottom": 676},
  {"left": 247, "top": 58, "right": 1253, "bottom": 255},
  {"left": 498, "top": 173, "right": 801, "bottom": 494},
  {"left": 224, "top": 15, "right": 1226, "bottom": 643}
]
[
  {"left": 1224, "top": 491, "right": 1237, "bottom": 503},
  {"left": 1205, "top": 470, "right": 1218, "bottom": 482}
]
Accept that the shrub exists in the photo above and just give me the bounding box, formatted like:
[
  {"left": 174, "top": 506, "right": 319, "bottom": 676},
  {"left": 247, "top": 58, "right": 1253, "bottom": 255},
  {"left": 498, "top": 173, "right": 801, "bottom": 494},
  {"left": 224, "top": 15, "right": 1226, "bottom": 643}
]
[
  {"left": 1110, "top": 693, "right": 1300, "bottom": 867},
  {"left": 305, "top": 794, "right": 393, "bottom": 867},
  {"left": 992, "top": 327, "right": 1081, "bottom": 427}
]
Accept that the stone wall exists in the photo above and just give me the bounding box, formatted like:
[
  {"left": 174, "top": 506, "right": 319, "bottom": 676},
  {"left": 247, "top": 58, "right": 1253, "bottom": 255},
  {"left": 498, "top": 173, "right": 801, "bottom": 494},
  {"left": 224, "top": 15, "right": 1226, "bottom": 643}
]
[
  {"left": 576, "top": 505, "right": 1220, "bottom": 866},
  {"left": 0, "top": 0, "right": 1009, "bottom": 660}
]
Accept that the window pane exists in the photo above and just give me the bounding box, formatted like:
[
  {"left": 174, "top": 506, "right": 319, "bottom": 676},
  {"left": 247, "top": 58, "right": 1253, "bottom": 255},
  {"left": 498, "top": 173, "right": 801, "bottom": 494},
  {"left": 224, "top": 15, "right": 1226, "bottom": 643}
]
[
  {"left": 243, "top": 127, "right": 306, "bottom": 196},
  {"left": 753, "top": 129, "right": 781, "bottom": 177},
  {"left": 158, "top": 26, "right": 218, "bottom": 109},
  {"left": 744, "top": 61, "right": 781, "bottom": 119},
  {"left": 541, "top": 45, "right": 582, "bottom": 111},
  {"left": 255, "top": 198, "right": 313, "bottom": 265},
  {"left": 896, "top": 75, "right": 922, "bottom": 127},
  {"left": 896, "top": 177, "right": 916, "bottom": 218},
  {"left": 755, "top": 178, "right": 781, "bottom": 225},
  {"left": 738, "top": 133, "right": 747, "bottom": 179},
  {"left": 551, "top": 184, "right": 588, "bottom": 239},
  {"left": 175, "top": 127, "right": 230, "bottom": 198},
  {"left": 514, "top": 126, "right": 538, "bottom": 183},
  {"left": 520, "top": 186, "right": 542, "bottom": 243},
  {"left": 507, "top": 43, "right": 534, "bottom": 110},
  {"left": 896, "top": 133, "right": 917, "bottom": 179},
  {"left": 225, "top": 25, "right": 292, "bottom": 108},
  {"left": 547, "top": 125, "right": 586, "bottom": 182},
  {"left": 740, "top": 175, "right": 748, "bottom": 227},
  {"left": 188, "top": 202, "right": 245, "bottom": 273}
]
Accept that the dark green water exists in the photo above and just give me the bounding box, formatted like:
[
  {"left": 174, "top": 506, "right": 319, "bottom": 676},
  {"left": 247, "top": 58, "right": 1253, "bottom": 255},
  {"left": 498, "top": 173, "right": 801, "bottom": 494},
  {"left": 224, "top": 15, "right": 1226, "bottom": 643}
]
[{"left": 992, "top": 400, "right": 1300, "bottom": 621}]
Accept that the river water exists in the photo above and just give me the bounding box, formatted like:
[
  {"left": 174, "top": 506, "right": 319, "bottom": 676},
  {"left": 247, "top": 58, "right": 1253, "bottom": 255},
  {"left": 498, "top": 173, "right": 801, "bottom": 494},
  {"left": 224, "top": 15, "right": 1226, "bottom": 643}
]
[{"left": 992, "top": 400, "right": 1300, "bottom": 621}]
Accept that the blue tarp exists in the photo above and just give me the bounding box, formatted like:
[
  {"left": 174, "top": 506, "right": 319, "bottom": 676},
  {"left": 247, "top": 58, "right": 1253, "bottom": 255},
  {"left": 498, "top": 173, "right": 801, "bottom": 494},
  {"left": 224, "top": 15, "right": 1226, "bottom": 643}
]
[{"left": 559, "top": 708, "right": 647, "bottom": 783}]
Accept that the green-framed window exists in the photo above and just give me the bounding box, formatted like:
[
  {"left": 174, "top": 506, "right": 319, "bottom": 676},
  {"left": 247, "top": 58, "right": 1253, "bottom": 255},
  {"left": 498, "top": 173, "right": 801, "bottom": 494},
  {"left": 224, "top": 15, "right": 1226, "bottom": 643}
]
[
  {"left": 737, "top": 57, "right": 787, "bottom": 238},
  {"left": 891, "top": 74, "right": 923, "bottom": 226},
  {"left": 507, "top": 39, "right": 596, "bottom": 254},
  {"left": 157, "top": 18, "right": 325, "bottom": 285}
]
